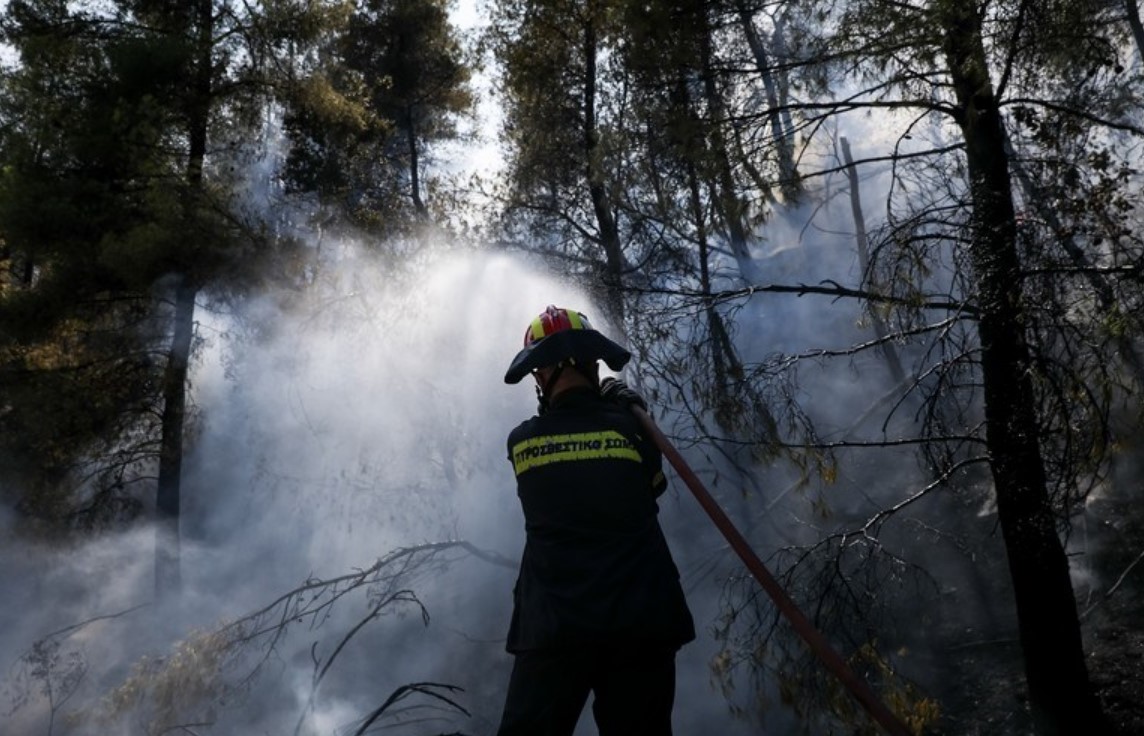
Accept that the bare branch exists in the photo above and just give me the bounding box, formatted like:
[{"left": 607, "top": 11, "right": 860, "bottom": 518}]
[
  {"left": 628, "top": 283, "right": 977, "bottom": 315},
  {"left": 351, "top": 682, "right": 469, "bottom": 736},
  {"left": 1002, "top": 98, "right": 1144, "bottom": 136}
]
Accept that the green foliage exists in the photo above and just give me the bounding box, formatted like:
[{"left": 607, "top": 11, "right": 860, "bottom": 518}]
[
  {"left": 491, "top": 0, "right": 602, "bottom": 197},
  {"left": 0, "top": 1, "right": 168, "bottom": 526},
  {"left": 0, "top": 0, "right": 348, "bottom": 532},
  {"left": 283, "top": 0, "right": 473, "bottom": 233},
  {"left": 0, "top": 307, "right": 158, "bottom": 527}
]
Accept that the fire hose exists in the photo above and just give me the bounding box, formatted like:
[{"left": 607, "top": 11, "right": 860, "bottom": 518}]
[{"left": 631, "top": 405, "right": 914, "bottom": 736}]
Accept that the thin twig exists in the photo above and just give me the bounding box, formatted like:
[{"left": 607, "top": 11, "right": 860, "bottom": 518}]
[
  {"left": 1107, "top": 548, "right": 1144, "bottom": 598},
  {"left": 33, "top": 603, "right": 150, "bottom": 643},
  {"left": 351, "top": 683, "right": 468, "bottom": 736},
  {"left": 1083, "top": 547, "right": 1144, "bottom": 619}
]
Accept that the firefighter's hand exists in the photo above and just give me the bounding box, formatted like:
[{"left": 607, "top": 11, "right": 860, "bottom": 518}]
[{"left": 600, "top": 377, "right": 648, "bottom": 411}]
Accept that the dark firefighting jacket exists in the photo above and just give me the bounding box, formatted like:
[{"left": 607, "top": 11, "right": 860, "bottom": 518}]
[{"left": 504, "top": 387, "right": 696, "bottom": 653}]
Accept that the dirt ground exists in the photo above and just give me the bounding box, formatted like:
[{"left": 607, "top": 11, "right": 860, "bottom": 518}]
[
  {"left": 1086, "top": 487, "right": 1144, "bottom": 735},
  {"left": 930, "top": 543, "right": 1144, "bottom": 735},
  {"left": 1089, "top": 597, "right": 1144, "bottom": 735}
]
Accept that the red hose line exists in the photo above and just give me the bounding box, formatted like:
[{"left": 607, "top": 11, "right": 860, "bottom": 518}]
[{"left": 633, "top": 406, "right": 914, "bottom": 736}]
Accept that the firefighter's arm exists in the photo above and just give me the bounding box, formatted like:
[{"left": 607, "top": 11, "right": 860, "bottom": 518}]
[
  {"left": 600, "top": 378, "right": 666, "bottom": 495},
  {"left": 647, "top": 448, "right": 668, "bottom": 497}
]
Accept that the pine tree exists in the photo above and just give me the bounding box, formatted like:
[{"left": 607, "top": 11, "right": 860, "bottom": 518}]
[
  {"left": 283, "top": 0, "right": 473, "bottom": 237},
  {"left": 0, "top": 0, "right": 348, "bottom": 593}
]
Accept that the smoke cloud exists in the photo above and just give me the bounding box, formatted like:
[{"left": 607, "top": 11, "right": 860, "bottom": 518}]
[
  {"left": 0, "top": 106, "right": 999, "bottom": 736},
  {"left": 2, "top": 244, "right": 768, "bottom": 735}
]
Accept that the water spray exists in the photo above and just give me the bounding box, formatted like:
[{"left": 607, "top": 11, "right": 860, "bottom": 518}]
[{"left": 630, "top": 406, "right": 915, "bottom": 736}]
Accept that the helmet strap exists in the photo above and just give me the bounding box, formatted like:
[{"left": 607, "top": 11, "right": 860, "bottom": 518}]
[
  {"left": 534, "top": 382, "right": 549, "bottom": 415},
  {"left": 572, "top": 360, "right": 600, "bottom": 387},
  {"left": 532, "top": 364, "right": 565, "bottom": 415},
  {"left": 541, "top": 364, "right": 566, "bottom": 399}
]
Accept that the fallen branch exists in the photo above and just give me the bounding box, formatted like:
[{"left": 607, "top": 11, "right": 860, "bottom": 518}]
[
  {"left": 94, "top": 539, "right": 502, "bottom": 735},
  {"left": 1082, "top": 547, "right": 1144, "bottom": 619},
  {"left": 351, "top": 682, "right": 469, "bottom": 736}
]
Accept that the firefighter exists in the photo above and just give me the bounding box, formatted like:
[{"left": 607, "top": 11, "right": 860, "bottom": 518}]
[{"left": 496, "top": 305, "right": 695, "bottom": 736}]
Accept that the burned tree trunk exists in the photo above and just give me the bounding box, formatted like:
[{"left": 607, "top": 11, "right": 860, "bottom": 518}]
[
  {"left": 735, "top": 0, "right": 800, "bottom": 201},
  {"left": 156, "top": 278, "right": 196, "bottom": 597},
  {"left": 840, "top": 136, "right": 906, "bottom": 386},
  {"left": 155, "top": 0, "right": 211, "bottom": 598},
  {"left": 942, "top": 6, "right": 1106, "bottom": 732}
]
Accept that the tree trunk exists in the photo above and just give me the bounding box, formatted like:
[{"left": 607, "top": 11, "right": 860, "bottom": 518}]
[
  {"left": 582, "top": 6, "right": 626, "bottom": 326},
  {"left": 684, "top": 127, "right": 729, "bottom": 397},
  {"left": 672, "top": 75, "right": 756, "bottom": 426},
  {"left": 680, "top": 113, "right": 761, "bottom": 533},
  {"left": 942, "top": 7, "right": 1106, "bottom": 733},
  {"left": 19, "top": 252, "right": 35, "bottom": 287},
  {"left": 156, "top": 279, "right": 196, "bottom": 597},
  {"left": 771, "top": 12, "right": 797, "bottom": 152},
  {"left": 155, "top": 0, "right": 212, "bottom": 598},
  {"left": 1126, "top": 0, "right": 1144, "bottom": 63},
  {"left": 734, "top": 0, "right": 799, "bottom": 201},
  {"left": 406, "top": 106, "right": 428, "bottom": 221},
  {"left": 840, "top": 136, "right": 905, "bottom": 385},
  {"left": 695, "top": 1, "right": 763, "bottom": 286}
]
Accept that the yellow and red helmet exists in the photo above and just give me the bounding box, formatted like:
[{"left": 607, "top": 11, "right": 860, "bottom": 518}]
[
  {"left": 504, "top": 305, "right": 630, "bottom": 384},
  {"left": 522, "top": 305, "right": 593, "bottom": 346}
]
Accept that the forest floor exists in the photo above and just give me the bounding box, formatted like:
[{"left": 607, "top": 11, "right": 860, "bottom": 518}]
[
  {"left": 1088, "top": 579, "right": 1144, "bottom": 734},
  {"left": 934, "top": 489, "right": 1144, "bottom": 735},
  {"left": 1087, "top": 486, "right": 1144, "bottom": 736},
  {"left": 935, "top": 590, "right": 1144, "bottom": 735}
]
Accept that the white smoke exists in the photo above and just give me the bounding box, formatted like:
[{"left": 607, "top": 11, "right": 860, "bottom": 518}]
[
  {"left": 0, "top": 244, "right": 765, "bottom": 735},
  {"left": 0, "top": 92, "right": 979, "bottom": 736}
]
